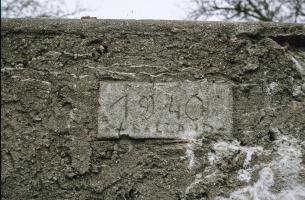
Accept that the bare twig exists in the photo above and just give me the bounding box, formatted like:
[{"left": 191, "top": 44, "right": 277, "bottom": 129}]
[
  {"left": 1, "top": 0, "right": 89, "bottom": 18},
  {"left": 187, "top": 0, "right": 305, "bottom": 23}
]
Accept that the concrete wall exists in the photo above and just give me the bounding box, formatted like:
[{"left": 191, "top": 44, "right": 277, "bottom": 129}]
[{"left": 1, "top": 19, "right": 305, "bottom": 200}]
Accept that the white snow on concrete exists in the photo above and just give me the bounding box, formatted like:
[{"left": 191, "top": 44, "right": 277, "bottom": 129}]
[
  {"left": 215, "top": 134, "right": 305, "bottom": 200},
  {"left": 186, "top": 142, "right": 195, "bottom": 169},
  {"left": 212, "top": 140, "right": 264, "bottom": 167},
  {"left": 237, "top": 169, "right": 251, "bottom": 183}
]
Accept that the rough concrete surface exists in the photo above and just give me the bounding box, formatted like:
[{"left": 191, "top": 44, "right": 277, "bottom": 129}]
[{"left": 1, "top": 19, "right": 305, "bottom": 200}]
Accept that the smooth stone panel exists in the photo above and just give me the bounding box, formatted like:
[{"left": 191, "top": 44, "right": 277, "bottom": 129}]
[{"left": 98, "top": 80, "right": 233, "bottom": 139}]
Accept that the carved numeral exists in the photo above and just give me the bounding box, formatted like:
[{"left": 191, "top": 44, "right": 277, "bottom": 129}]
[
  {"left": 138, "top": 95, "right": 155, "bottom": 120},
  {"left": 110, "top": 94, "right": 128, "bottom": 119},
  {"left": 185, "top": 94, "right": 206, "bottom": 121},
  {"left": 169, "top": 95, "right": 181, "bottom": 119}
]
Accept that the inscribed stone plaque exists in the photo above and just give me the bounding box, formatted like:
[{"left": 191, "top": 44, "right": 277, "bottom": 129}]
[{"left": 98, "top": 81, "right": 233, "bottom": 139}]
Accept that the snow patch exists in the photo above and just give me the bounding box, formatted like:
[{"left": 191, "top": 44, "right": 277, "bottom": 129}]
[
  {"left": 216, "top": 134, "right": 305, "bottom": 200},
  {"left": 237, "top": 169, "right": 251, "bottom": 183},
  {"left": 186, "top": 142, "right": 195, "bottom": 169},
  {"left": 212, "top": 140, "right": 263, "bottom": 167},
  {"left": 183, "top": 131, "right": 202, "bottom": 169},
  {"left": 208, "top": 152, "right": 218, "bottom": 164}
]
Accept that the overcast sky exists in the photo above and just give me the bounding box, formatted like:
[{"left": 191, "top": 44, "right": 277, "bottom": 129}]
[{"left": 65, "top": 0, "right": 191, "bottom": 20}]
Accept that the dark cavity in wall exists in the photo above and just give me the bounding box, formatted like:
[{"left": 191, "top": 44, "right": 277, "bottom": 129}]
[{"left": 269, "top": 34, "right": 305, "bottom": 49}]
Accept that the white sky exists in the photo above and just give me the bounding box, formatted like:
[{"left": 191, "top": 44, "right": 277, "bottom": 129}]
[{"left": 65, "top": 0, "right": 191, "bottom": 20}]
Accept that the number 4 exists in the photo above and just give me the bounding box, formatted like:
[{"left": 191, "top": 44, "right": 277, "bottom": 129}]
[{"left": 169, "top": 95, "right": 181, "bottom": 119}]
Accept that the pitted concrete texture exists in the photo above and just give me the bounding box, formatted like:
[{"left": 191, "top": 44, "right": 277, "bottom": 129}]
[{"left": 1, "top": 19, "right": 305, "bottom": 200}]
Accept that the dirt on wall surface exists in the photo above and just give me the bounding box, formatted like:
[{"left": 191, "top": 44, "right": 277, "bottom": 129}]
[{"left": 1, "top": 19, "right": 305, "bottom": 200}]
